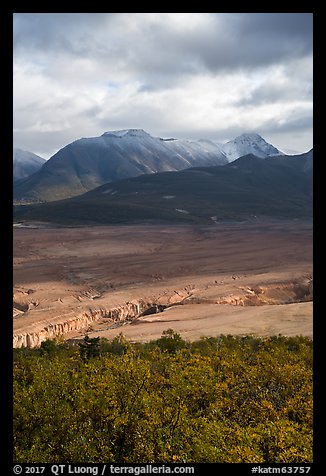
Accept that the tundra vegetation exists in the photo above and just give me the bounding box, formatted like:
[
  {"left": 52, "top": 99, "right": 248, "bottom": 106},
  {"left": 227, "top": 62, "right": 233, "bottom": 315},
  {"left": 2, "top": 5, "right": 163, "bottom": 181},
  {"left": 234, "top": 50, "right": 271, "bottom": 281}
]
[{"left": 13, "top": 331, "right": 312, "bottom": 463}]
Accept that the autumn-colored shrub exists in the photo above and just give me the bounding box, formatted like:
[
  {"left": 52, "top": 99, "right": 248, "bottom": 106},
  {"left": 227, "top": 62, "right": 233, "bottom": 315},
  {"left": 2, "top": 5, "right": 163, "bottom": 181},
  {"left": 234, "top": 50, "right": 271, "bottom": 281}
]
[{"left": 13, "top": 333, "right": 313, "bottom": 463}]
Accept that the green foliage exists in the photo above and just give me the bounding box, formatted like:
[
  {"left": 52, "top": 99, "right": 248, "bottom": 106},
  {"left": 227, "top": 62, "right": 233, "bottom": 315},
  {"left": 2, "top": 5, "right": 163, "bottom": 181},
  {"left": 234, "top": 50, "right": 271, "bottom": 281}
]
[
  {"left": 13, "top": 333, "right": 313, "bottom": 463},
  {"left": 40, "top": 336, "right": 69, "bottom": 357},
  {"left": 153, "top": 328, "right": 189, "bottom": 354},
  {"left": 78, "top": 335, "right": 101, "bottom": 360},
  {"left": 98, "top": 333, "right": 132, "bottom": 356}
]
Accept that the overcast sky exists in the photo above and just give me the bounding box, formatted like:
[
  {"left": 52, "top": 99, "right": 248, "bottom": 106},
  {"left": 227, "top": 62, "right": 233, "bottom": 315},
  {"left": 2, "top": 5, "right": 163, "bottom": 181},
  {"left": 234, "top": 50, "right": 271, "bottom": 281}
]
[{"left": 13, "top": 13, "right": 313, "bottom": 159}]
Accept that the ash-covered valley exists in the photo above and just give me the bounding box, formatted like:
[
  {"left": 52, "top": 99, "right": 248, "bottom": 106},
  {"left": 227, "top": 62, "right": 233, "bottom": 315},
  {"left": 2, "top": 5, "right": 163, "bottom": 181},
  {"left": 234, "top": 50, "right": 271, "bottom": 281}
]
[{"left": 13, "top": 221, "right": 312, "bottom": 348}]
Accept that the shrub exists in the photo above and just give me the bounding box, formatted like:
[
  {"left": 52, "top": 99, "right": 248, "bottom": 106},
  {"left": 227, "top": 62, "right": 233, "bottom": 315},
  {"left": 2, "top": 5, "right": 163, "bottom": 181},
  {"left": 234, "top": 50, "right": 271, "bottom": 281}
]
[{"left": 13, "top": 332, "right": 313, "bottom": 463}]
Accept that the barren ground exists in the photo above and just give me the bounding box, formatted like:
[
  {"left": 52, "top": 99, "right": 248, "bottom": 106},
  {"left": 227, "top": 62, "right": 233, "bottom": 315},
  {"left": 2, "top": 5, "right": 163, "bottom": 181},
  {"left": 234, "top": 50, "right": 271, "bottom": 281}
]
[{"left": 13, "top": 221, "right": 313, "bottom": 346}]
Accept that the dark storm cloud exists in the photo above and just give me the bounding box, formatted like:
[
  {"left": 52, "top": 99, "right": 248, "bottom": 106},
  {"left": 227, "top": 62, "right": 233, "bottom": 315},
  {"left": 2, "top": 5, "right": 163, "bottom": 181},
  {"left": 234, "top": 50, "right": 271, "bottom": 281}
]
[
  {"left": 188, "top": 13, "right": 312, "bottom": 73},
  {"left": 238, "top": 12, "right": 312, "bottom": 38},
  {"left": 14, "top": 13, "right": 312, "bottom": 76},
  {"left": 13, "top": 13, "right": 109, "bottom": 55}
]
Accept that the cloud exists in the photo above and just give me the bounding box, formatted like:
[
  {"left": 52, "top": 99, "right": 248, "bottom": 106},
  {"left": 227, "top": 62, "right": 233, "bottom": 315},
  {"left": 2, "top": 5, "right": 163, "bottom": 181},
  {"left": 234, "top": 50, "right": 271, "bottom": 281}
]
[
  {"left": 14, "top": 13, "right": 312, "bottom": 73},
  {"left": 236, "top": 57, "right": 313, "bottom": 107},
  {"left": 13, "top": 13, "right": 313, "bottom": 157}
]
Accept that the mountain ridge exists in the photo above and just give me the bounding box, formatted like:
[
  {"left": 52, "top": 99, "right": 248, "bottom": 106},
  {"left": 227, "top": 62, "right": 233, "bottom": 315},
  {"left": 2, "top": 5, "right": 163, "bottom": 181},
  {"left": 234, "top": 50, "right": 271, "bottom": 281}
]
[{"left": 13, "top": 129, "right": 284, "bottom": 203}]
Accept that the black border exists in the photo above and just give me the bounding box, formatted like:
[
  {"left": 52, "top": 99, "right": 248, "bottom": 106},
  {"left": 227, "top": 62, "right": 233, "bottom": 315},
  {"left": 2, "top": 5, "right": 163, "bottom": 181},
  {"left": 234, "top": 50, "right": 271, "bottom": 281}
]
[{"left": 5, "top": 5, "right": 320, "bottom": 475}]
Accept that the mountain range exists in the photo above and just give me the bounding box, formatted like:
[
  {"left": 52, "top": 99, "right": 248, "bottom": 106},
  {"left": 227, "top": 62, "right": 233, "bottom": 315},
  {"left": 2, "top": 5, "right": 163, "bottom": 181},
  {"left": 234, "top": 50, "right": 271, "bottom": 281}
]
[
  {"left": 13, "top": 130, "right": 283, "bottom": 202},
  {"left": 13, "top": 150, "right": 312, "bottom": 225},
  {"left": 13, "top": 148, "right": 46, "bottom": 182}
]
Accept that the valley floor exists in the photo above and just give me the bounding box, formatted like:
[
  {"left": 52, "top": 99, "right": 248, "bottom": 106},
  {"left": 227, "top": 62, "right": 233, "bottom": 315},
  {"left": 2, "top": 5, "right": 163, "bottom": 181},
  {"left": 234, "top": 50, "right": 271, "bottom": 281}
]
[{"left": 13, "top": 220, "right": 313, "bottom": 347}]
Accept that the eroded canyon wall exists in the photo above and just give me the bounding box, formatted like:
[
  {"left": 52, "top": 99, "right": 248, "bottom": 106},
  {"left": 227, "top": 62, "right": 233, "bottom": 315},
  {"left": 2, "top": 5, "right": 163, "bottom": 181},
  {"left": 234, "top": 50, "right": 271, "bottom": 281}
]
[{"left": 13, "top": 299, "right": 153, "bottom": 348}]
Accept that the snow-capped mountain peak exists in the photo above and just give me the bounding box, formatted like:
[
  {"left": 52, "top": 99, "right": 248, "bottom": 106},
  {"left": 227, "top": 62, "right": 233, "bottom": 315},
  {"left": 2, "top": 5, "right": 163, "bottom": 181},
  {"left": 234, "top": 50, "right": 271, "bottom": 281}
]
[
  {"left": 234, "top": 132, "right": 264, "bottom": 142},
  {"left": 222, "top": 133, "right": 282, "bottom": 162},
  {"left": 102, "top": 129, "right": 150, "bottom": 138}
]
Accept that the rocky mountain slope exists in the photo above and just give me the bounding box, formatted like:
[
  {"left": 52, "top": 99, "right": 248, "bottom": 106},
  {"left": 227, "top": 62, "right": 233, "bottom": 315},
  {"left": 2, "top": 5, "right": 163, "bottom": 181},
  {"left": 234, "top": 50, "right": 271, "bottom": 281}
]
[
  {"left": 13, "top": 129, "right": 227, "bottom": 202},
  {"left": 13, "top": 148, "right": 46, "bottom": 182}
]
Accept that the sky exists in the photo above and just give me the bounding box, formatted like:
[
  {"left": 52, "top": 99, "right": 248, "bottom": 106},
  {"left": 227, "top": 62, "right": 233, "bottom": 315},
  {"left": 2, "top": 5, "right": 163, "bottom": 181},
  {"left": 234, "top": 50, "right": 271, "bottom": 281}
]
[{"left": 13, "top": 13, "right": 313, "bottom": 159}]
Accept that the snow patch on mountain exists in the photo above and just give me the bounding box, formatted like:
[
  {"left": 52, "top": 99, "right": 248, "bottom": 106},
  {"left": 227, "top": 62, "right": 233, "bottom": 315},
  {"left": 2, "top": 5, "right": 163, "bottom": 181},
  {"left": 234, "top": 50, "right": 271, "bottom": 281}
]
[
  {"left": 175, "top": 208, "right": 189, "bottom": 214},
  {"left": 84, "top": 129, "right": 228, "bottom": 169},
  {"left": 102, "top": 129, "right": 150, "bottom": 138}
]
